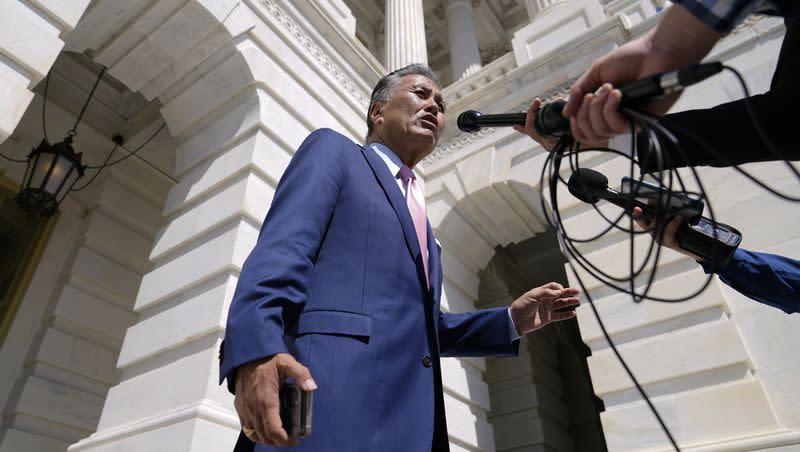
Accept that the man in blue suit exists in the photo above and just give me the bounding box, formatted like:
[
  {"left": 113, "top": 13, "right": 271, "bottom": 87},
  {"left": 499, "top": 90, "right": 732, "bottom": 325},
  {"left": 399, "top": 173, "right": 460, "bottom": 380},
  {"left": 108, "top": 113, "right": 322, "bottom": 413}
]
[{"left": 220, "top": 64, "right": 581, "bottom": 451}]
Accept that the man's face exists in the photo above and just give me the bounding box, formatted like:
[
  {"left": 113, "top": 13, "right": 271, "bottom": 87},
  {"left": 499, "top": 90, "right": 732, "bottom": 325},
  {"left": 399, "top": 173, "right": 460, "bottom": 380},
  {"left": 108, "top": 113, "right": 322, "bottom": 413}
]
[{"left": 371, "top": 75, "right": 446, "bottom": 162}]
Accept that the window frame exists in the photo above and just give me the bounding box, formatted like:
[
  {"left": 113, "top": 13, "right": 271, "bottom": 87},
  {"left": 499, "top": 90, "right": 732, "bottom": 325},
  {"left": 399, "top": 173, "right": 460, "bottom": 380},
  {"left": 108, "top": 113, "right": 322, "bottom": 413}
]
[{"left": 0, "top": 176, "right": 58, "bottom": 348}]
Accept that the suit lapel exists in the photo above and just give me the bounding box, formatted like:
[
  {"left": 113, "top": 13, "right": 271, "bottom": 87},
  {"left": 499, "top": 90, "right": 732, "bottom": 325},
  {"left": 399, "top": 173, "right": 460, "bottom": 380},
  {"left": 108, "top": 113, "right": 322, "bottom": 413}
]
[{"left": 361, "top": 146, "right": 428, "bottom": 288}]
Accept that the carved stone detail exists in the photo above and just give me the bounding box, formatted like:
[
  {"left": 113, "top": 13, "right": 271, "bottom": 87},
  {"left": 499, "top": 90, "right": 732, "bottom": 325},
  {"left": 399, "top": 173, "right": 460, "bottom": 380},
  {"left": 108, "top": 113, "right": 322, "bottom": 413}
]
[{"left": 258, "top": 0, "right": 367, "bottom": 105}]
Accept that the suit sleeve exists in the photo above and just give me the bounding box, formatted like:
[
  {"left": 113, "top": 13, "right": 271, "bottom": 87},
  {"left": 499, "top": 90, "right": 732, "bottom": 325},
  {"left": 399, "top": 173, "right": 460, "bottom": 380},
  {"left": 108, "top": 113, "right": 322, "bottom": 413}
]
[
  {"left": 220, "top": 129, "right": 346, "bottom": 392},
  {"left": 437, "top": 308, "right": 520, "bottom": 358}
]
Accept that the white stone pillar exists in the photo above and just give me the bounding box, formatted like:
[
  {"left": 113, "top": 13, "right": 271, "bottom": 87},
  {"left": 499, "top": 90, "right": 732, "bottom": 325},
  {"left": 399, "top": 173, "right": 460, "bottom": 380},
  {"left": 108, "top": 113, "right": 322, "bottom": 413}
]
[
  {"left": 524, "top": 0, "right": 565, "bottom": 20},
  {"left": 385, "top": 0, "right": 427, "bottom": 70},
  {"left": 445, "top": 0, "right": 482, "bottom": 82}
]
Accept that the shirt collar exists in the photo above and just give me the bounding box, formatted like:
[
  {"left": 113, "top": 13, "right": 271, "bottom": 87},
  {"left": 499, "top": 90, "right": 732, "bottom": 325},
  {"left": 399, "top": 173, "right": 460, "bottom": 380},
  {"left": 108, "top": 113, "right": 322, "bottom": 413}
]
[{"left": 369, "top": 142, "right": 404, "bottom": 178}]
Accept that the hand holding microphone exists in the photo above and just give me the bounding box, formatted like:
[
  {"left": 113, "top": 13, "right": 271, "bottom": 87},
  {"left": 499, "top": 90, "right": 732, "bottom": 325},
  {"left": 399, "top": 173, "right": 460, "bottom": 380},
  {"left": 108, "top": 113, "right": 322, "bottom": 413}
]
[
  {"left": 457, "top": 97, "right": 569, "bottom": 149},
  {"left": 458, "top": 62, "right": 723, "bottom": 148}
]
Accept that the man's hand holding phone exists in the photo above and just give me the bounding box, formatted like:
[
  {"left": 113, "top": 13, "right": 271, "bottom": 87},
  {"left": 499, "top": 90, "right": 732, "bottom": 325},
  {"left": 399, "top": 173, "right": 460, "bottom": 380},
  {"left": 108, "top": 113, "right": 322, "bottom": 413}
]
[{"left": 234, "top": 353, "right": 316, "bottom": 446}]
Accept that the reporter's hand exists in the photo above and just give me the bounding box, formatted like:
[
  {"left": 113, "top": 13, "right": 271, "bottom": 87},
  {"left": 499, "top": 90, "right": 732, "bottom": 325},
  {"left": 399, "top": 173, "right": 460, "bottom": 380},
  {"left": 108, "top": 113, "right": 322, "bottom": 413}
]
[
  {"left": 632, "top": 206, "right": 705, "bottom": 262},
  {"left": 509, "top": 282, "right": 581, "bottom": 335},
  {"left": 515, "top": 97, "right": 613, "bottom": 150},
  {"left": 513, "top": 98, "right": 561, "bottom": 151},
  {"left": 234, "top": 353, "right": 317, "bottom": 446},
  {"left": 563, "top": 5, "right": 721, "bottom": 144}
]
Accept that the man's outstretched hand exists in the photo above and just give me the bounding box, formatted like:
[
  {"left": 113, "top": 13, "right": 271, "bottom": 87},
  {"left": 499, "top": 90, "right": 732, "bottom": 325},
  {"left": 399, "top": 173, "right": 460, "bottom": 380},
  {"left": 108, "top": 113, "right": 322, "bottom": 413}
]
[
  {"left": 509, "top": 282, "right": 581, "bottom": 335},
  {"left": 234, "top": 353, "right": 317, "bottom": 446}
]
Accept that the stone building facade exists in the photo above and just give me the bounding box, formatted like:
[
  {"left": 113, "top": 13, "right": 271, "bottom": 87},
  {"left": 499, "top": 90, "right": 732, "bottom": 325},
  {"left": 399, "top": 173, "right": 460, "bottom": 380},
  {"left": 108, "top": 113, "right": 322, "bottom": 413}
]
[{"left": 0, "top": 1, "right": 797, "bottom": 451}]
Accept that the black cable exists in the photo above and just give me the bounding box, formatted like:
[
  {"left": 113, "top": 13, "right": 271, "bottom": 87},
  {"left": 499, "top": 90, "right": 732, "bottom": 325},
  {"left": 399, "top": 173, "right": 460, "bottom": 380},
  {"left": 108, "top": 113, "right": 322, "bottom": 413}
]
[
  {"left": 42, "top": 69, "right": 51, "bottom": 143},
  {"left": 0, "top": 152, "right": 28, "bottom": 163},
  {"left": 86, "top": 123, "right": 167, "bottom": 169},
  {"left": 71, "top": 143, "right": 120, "bottom": 192},
  {"left": 723, "top": 65, "right": 800, "bottom": 180},
  {"left": 68, "top": 66, "right": 106, "bottom": 137},
  {"left": 538, "top": 134, "right": 684, "bottom": 451},
  {"left": 573, "top": 267, "right": 682, "bottom": 451},
  {"left": 73, "top": 122, "right": 169, "bottom": 191},
  {"left": 534, "top": 62, "right": 798, "bottom": 452}
]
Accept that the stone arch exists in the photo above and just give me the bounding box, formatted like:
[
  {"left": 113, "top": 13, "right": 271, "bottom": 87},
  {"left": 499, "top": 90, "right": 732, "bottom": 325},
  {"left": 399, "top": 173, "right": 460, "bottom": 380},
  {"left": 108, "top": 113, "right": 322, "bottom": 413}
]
[{"left": 0, "top": 1, "right": 379, "bottom": 451}]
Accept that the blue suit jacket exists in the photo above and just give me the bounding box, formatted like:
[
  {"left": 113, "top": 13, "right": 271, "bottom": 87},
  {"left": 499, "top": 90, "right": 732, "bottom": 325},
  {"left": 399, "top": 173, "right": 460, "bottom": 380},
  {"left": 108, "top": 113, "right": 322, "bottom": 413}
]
[{"left": 220, "top": 129, "right": 519, "bottom": 451}]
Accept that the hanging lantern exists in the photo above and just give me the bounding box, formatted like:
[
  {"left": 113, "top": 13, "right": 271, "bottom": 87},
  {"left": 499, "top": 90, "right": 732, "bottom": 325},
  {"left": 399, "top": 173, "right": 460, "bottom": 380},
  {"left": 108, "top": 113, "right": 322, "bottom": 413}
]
[{"left": 17, "top": 136, "right": 86, "bottom": 217}]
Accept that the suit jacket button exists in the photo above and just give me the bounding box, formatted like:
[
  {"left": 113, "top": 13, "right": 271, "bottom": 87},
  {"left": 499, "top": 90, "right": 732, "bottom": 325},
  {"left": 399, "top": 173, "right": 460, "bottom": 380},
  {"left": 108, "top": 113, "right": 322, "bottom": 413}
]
[{"left": 422, "top": 355, "right": 433, "bottom": 368}]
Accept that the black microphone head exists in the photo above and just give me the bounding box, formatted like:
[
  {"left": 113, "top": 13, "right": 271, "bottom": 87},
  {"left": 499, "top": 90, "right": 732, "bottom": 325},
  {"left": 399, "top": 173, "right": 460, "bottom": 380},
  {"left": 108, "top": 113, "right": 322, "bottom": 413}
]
[
  {"left": 567, "top": 168, "right": 608, "bottom": 204},
  {"left": 457, "top": 110, "right": 482, "bottom": 133}
]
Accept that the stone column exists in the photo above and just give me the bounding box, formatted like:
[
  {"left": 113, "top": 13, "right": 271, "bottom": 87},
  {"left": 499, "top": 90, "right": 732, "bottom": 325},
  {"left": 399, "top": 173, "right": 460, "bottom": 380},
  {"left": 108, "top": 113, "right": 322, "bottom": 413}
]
[
  {"left": 524, "top": 0, "right": 565, "bottom": 20},
  {"left": 445, "top": 0, "right": 482, "bottom": 82},
  {"left": 385, "top": 0, "right": 427, "bottom": 70}
]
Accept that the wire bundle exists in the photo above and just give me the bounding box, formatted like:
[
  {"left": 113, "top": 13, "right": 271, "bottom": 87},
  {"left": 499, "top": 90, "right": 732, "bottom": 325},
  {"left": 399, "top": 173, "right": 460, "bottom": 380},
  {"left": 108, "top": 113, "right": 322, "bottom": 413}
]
[{"left": 538, "top": 66, "right": 799, "bottom": 451}]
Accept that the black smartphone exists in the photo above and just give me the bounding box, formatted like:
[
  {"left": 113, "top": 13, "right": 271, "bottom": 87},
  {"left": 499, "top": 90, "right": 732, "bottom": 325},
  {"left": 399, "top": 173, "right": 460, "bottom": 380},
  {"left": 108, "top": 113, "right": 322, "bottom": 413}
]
[
  {"left": 280, "top": 382, "right": 313, "bottom": 438},
  {"left": 620, "top": 177, "right": 704, "bottom": 220}
]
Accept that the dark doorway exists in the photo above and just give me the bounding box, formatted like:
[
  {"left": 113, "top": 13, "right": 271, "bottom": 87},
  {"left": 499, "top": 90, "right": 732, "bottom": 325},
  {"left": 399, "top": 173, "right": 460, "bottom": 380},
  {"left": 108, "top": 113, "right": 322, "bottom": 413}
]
[{"left": 479, "top": 231, "right": 607, "bottom": 451}]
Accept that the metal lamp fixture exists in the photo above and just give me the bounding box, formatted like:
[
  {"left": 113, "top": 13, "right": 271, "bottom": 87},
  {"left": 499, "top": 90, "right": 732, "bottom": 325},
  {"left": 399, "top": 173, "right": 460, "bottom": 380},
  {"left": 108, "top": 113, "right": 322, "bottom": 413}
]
[
  {"left": 2, "top": 62, "right": 167, "bottom": 217},
  {"left": 14, "top": 66, "right": 106, "bottom": 217},
  {"left": 17, "top": 136, "right": 86, "bottom": 217}
]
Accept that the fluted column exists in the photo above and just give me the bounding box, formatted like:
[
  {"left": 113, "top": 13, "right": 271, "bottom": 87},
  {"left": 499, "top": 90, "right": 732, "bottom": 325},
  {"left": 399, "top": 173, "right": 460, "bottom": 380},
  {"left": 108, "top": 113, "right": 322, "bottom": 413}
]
[
  {"left": 525, "top": 0, "right": 565, "bottom": 20},
  {"left": 385, "top": 0, "right": 428, "bottom": 70},
  {"left": 446, "top": 0, "right": 482, "bottom": 81}
]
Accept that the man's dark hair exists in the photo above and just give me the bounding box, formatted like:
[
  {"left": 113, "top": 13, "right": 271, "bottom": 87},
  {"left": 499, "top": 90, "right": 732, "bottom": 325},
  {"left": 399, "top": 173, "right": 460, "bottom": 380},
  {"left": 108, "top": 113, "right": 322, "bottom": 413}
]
[{"left": 365, "top": 64, "right": 441, "bottom": 142}]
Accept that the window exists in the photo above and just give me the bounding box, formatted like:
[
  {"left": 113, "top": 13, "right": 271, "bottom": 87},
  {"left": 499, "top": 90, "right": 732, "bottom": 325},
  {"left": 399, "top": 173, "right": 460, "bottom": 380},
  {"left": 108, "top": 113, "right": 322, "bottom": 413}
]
[{"left": 0, "top": 177, "right": 55, "bottom": 347}]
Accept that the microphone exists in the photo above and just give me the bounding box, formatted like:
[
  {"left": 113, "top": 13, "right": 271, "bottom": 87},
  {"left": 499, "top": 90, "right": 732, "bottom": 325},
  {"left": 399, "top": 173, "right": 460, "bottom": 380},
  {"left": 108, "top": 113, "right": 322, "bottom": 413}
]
[
  {"left": 567, "top": 168, "right": 657, "bottom": 219},
  {"left": 567, "top": 168, "right": 742, "bottom": 267},
  {"left": 457, "top": 62, "right": 723, "bottom": 137},
  {"left": 457, "top": 100, "right": 568, "bottom": 137}
]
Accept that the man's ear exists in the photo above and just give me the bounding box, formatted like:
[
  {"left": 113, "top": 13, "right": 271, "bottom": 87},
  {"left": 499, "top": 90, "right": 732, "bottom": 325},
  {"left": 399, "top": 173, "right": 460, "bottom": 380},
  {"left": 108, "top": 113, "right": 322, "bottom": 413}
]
[{"left": 369, "top": 102, "right": 384, "bottom": 126}]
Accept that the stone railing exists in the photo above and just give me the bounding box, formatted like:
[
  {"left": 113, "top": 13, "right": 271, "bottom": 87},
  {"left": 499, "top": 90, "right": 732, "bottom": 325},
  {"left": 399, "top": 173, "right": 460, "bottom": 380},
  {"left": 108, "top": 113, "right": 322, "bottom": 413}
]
[{"left": 443, "top": 52, "right": 518, "bottom": 100}]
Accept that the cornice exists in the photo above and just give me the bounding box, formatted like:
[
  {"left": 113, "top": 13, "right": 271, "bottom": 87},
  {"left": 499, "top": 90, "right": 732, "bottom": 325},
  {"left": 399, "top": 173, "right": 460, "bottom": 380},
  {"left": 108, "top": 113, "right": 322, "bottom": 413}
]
[{"left": 256, "top": 0, "right": 374, "bottom": 108}]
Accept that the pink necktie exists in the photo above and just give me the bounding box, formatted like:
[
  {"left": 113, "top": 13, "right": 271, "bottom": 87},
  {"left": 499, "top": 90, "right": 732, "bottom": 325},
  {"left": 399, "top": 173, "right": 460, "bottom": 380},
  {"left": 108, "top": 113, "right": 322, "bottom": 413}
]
[{"left": 398, "top": 165, "right": 429, "bottom": 287}]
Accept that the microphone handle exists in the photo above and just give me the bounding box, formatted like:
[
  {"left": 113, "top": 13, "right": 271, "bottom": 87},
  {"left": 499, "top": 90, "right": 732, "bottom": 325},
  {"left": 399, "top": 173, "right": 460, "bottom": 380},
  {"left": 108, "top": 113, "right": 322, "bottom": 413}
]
[
  {"left": 620, "top": 62, "right": 723, "bottom": 105},
  {"left": 471, "top": 112, "right": 527, "bottom": 128},
  {"left": 603, "top": 191, "right": 658, "bottom": 220}
]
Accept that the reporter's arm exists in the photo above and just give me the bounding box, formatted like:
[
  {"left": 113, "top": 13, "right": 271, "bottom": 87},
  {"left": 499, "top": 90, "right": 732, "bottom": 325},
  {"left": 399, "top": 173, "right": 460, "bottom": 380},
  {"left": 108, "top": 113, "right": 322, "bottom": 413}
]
[
  {"left": 699, "top": 249, "right": 800, "bottom": 314},
  {"left": 634, "top": 208, "right": 799, "bottom": 314},
  {"left": 564, "top": 4, "right": 722, "bottom": 143}
]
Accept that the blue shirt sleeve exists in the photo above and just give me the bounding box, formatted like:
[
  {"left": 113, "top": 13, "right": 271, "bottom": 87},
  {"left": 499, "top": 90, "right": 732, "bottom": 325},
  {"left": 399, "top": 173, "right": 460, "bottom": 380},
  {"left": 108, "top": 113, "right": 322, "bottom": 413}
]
[
  {"left": 670, "top": 0, "right": 772, "bottom": 33},
  {"left": 700, "top": 248, "right": 800, "bottom": 314}
]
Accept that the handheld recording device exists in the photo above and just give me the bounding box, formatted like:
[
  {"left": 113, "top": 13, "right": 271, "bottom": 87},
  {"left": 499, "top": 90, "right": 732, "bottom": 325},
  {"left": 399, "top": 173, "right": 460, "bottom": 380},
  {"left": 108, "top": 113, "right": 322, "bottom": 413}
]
[
  {"left": 280, "top": 381, "right": 313, "bottom": 438},
  {"left": 618, "top": 176, "right": 740, "bottom": 265},
  {"left": 677, "top": 216, "right": 742, "bottom": 267},
  {"left": 567, "top": 169, "right": 741, "bottom": 267},
  {"left": 620, "top": 177, "right": 704, "bottom": 220},
  {"left": 567, "top": 169, "right": 697, "bottom": 221}
]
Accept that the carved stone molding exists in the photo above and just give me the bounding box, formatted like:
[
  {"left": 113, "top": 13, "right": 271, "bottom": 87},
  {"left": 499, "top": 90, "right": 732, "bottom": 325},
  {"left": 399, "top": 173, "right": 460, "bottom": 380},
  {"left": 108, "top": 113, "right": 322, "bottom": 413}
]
[
  {"left": 730, "top": 13, "right": 767, "bottom": 35},
  {"left": 422, "top": 126, "right": 496, "bottom": 166},
  {"left": 258, "top": 0, "right": 368, "bottom": 106}
]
